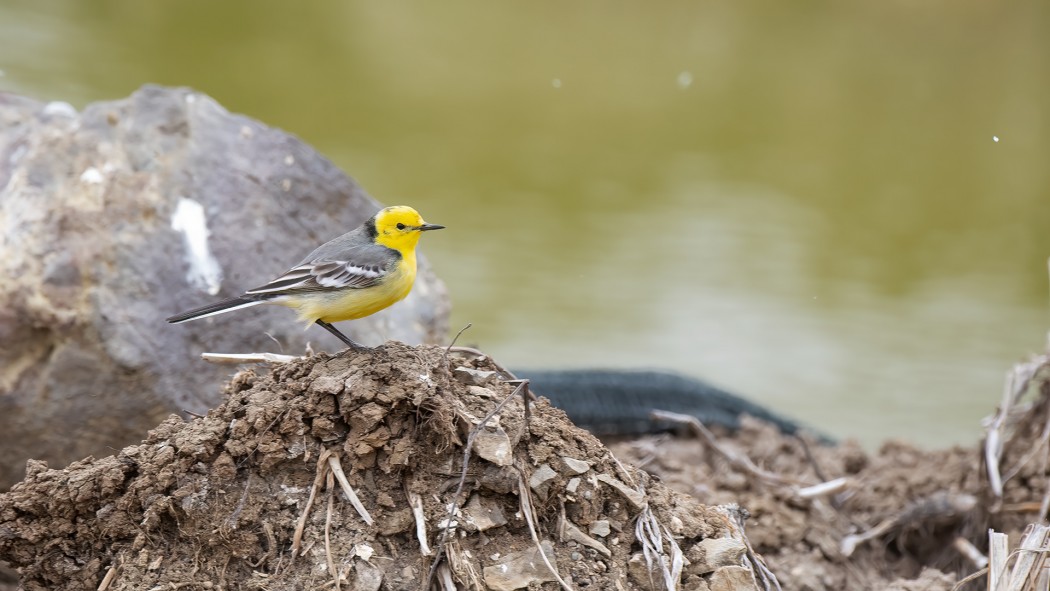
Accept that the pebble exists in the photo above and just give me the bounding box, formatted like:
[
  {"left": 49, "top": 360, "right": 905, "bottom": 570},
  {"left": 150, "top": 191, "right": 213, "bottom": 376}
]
[
  {"left": 454, "top": 367, "right": 498, "bottom": 386},
  {"left": 589, "top": 520, "right": 611, "bottom": 537}
]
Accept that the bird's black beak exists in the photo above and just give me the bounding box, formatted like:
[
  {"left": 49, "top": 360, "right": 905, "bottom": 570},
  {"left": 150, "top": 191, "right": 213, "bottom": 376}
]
[{"left": 419, "top": 223, "right": 445, "bottom": 231}]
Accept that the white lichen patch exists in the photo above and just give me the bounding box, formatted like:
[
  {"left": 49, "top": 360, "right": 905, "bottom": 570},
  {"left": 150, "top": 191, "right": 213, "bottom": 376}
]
[{"left": 171, "top": 197, "right": 223, "bottom": 295}]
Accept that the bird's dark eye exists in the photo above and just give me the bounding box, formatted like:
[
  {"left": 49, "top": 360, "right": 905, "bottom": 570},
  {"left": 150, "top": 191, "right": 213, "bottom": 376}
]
[{"left": 396, "top": 223, "right": 406, "bottom": 230}]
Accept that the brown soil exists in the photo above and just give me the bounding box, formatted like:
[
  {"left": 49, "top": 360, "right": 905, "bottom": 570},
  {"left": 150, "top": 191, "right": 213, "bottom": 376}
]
[
  {"left": 0, "top": 344, "right": 758, "bottom": 590},
  {"left": 1, "top": 343, "right": 1047, "bottom": 590},
  {"left": 610, "top": 385, "right": 1050, "bottom": 591}
]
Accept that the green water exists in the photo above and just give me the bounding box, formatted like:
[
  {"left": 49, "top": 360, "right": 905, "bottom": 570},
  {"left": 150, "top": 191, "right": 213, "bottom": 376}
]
[{"left": 3, "top": 1, "right": 1048, "bottom": 447}]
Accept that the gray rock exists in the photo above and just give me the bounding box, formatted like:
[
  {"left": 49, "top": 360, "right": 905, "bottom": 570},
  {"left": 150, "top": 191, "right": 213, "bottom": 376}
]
[
  {"left": 453, "top": 367, "right": 497, "bottom": 386},
  {"left": 473, "top": 424, "right": 513, "bottom": 467},
  {"left": 528, "top": 464, "right": 558, "bottom": 498},
  {"left": 560, "top": 456, "right": 590, "bottom": 475},
  {"left": 466, "top": 385, "right": 497, "bottom": 399},
  {"left": 0, "top": 86, "right": 450, "bottom": 488},
  {"left": 627, "top": 552, "right": 663, "bottom": 589},
  {"left": 462, "top": 494, "right": 507, "bottom": 532},
  {"left": 685, "top": 538, "right": 747, "bottom": 576},
  {"left": 350, "top": 559, "right": 383, "bottom": 591},
  {"left": 482, "top": 540, "right": 560, "bottom": 591},
  {"left": 566, "top": 477, "right": 581, "bottom": 494},
  {"left": 708, "top": 565, "right": 759, "bottom": 591},
  {"left": 589, "top": 519, "right": 611, "bottom": 537}
]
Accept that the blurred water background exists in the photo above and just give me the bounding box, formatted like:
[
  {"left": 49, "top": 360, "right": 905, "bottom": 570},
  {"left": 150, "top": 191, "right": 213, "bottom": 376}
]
[{"left": 2, "top": 1, "right": 1047, "bottom": 447}]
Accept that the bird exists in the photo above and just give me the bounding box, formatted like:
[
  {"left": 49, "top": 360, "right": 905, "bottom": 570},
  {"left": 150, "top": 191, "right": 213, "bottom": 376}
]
[{"left": 167, "top": 205, "right": 445, "bottom": 350}]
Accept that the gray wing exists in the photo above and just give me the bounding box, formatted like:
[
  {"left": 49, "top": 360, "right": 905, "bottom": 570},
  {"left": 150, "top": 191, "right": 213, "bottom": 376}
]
[{"left": 245, "top": 235, "right": 400, "bottom": 296}]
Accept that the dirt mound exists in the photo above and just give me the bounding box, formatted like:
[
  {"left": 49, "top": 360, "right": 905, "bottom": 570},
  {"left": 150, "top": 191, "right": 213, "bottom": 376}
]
[
  {"left": 0, "top": 343, "right": 770, "bottom": 590},
  {"left": 611, "top": 358, "right": 1050, "bottom": 590}
]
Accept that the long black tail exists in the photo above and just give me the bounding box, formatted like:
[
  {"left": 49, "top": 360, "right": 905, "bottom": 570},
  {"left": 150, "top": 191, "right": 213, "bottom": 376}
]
[{"left": 166, "top": 296, "right": 264, "bottom": 324}]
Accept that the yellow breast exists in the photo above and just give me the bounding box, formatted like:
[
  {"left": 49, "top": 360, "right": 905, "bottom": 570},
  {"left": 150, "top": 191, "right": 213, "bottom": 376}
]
[{"left": 281, "top": 254, "right": 417, "bottom": 324}]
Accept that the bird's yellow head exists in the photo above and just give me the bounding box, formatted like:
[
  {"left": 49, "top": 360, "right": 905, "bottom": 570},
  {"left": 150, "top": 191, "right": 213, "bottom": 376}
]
[{"left": 370, "top": 205, "right": 445, "bottom": 253}]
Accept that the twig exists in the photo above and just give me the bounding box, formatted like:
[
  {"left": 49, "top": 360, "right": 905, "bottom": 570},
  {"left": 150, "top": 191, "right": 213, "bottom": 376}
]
[
  {"left": 559, "top": 514, "right": 612, "bottom": 557},
  {"left": 328, "top": 454, "right": 374, "bottom": 525},
  {"left": 447, "top": 346, "right": 518, "bottom": 380},
  {"left": 182, "top": 409, "right": 205, "bottom": 419},
  {"left": 249, "top": 521, "right": 278, "bottom": 569},
  {"left": 200, "top": 352, "right": 300, "bottom": 364},
  {"left": 797, "top": 477, "right": 850, "bottom": 499},
  {"left": 444, "top": 323, "right": 473, "bottom": 357},
  {"left": 841, "top": 493, "right": 977, "bottom": 557},
  {"left": 989, "top": 529, "right": 1009, "bottom": 589},
  {"left": 953, "top": 536, "right": 988, "bottom": 570},
  {"left": 437, "top": 564, "right": 457, "bottom": 591},
  {"left": 408, "top": 490, "right": 432, "bottom": 556},
  {"left": 1006, "top": 523, "right": 1050, "bottom": 591},
  {"left": 145, "top": 583, "right": 217, "bottom": 591},
  {"left": 324, "top": 470, "right": 340, "bottom": 591},
  {"left": 291, "top": 448, "right": 333, "bottom": 562},
  {"left": 950, "top": 567, "right": 988, "bottom": 591},
  {"left": 608, "top": 451, "right": 637, "bottom": 488},
  {"left": 225, "top": 473, "right": 252, "bottom": 529},
  {"left": 97, "top": 564, "right": 119, "bottom": 591},
  {"left": 985, "top": 355, "right": 1050, "bottom": 498},
  {"left": 517, "top": 466, "right": 574, "bottom": 591},
  {"left": 263, "top": 331, "right": 285, "bottom": 354},
  {"left": 503, "top": 378, "right": 534, "bottom": 444},
  {"left": 797, "top": 434, "right": 829, "bottom": 482},
  {"left": 650, "top": 410, "right": 803, "bottom": 487}
]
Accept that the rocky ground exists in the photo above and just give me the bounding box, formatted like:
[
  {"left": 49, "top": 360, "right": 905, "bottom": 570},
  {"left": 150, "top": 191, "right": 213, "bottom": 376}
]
[{"left": 2, "top": 344, "right": 1048, "bottom": 590}]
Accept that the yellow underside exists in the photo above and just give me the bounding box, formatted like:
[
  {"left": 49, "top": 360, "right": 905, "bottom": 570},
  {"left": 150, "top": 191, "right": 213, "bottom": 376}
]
[{"left": 278, "top": 257, "right": 416, "bottom": 325}]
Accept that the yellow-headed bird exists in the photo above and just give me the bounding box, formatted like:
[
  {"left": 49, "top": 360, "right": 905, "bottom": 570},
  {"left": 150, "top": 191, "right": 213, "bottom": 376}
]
[{"left": 167, "top": 205, "right": 444, "bottom": 349}]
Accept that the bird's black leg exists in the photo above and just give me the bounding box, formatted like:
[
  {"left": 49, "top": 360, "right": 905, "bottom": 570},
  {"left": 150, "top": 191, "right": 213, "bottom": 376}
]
[{"left": 315, "top": 319, "right": 370, "bottom": 351}]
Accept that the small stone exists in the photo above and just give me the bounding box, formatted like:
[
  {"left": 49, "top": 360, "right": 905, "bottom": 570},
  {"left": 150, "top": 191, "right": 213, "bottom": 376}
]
[
  {"left": 482, "top": 540, "right": 559, "bottom": 591},
  {"left": 627, "top": 553, "right": 662, "bottom": 589},
  {"left": 571, "top": 552, "right": 582, "bottom": 561},
  {"left": 467, "top": 385, "right": 497, "bottom": 399},
  {"left": 354, "top": 544, "right": 375, "bottom": 561},
  {"left": 560, "top": 456, "right": 590, "bottom": 475},
  {"left": 463, "top": 494, "right": 508, "bottom": 532},
  {"left": 377, "top": 508, "right": 413, "bottom": 536},
  {"left": 473, "top": 426, "right": 513, "bottom": 467},
  {"left": 566, "top": 477, "right": 581, "bottom": 493},
  {"left": 478, "top": 464, "right": 517, "bottom": 495},
  {"left": 454, "top": 367, "right": 498, "bottom": 386},
  {"left": 351, "top": 559, "right": 383, "bottom": 591},
  {"left": 375, "top": 491, "right": 396, "bottom": 508},
  {"left": 589, "top": 520, "right": 611, "bottom": 537},
  {"left": 529, "top": 464, "right": 558, "bottom": 498},
  {"left": 685, "top": 538, "right": 747, "bottom": 576},
  {"left": 708, "top": 565, "right": 755, "bottom": 591}
]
